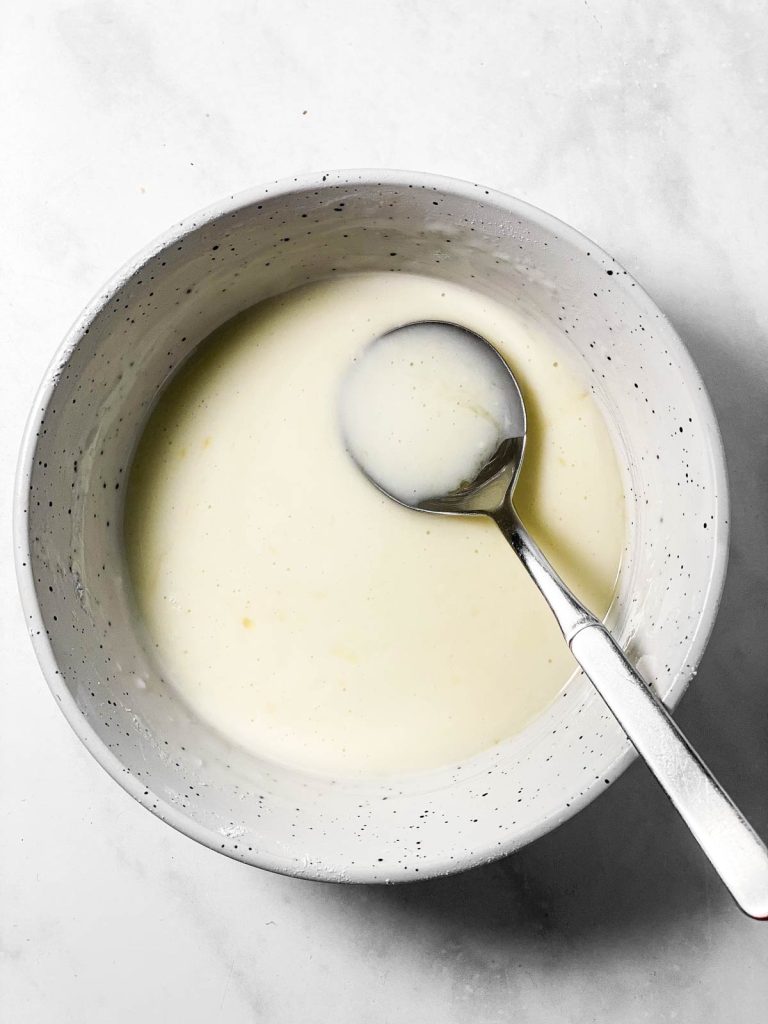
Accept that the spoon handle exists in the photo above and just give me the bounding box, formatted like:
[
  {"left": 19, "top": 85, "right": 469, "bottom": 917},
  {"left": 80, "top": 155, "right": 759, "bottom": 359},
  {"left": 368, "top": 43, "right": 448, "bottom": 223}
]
[
  {"left": 495, "top": 506, "right": 768, "bottom": 920},
  {"left": 570, "top": 624, "right": 768, "bottom": 920}
]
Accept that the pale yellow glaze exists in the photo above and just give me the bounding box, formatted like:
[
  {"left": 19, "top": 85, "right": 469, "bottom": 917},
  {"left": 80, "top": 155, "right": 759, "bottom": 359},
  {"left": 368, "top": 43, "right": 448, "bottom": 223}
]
[{"left": 125, "top": 273, "right": 625, "bottom": 776}]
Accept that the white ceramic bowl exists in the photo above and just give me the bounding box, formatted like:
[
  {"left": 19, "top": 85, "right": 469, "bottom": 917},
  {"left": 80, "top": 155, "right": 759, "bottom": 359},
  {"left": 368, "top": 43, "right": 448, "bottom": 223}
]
[{"left": 14, "top": 170, "right": 728, "bottom": 882}]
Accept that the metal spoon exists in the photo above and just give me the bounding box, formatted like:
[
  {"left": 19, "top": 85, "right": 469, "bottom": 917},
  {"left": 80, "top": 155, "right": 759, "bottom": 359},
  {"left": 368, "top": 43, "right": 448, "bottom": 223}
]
[{"left": 343, "top": 320, "right": 768, "bottom": 919}]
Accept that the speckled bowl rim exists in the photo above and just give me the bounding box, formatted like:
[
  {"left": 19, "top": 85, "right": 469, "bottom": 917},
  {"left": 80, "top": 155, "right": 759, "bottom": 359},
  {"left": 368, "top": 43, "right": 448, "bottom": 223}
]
[{"left": 14, "top": 168, "right": 730, "bottom": 882}]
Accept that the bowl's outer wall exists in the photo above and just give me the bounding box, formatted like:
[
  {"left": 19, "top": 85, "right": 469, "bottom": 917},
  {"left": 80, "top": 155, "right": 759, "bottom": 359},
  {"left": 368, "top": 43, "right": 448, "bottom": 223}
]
[{"left": 15, "top": 171, "right": 729, "bottom": 881}]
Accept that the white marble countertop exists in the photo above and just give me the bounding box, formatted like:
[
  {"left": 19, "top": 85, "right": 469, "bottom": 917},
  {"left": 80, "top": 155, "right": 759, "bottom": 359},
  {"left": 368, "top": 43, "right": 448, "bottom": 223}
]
[{"left": 2, "top": 2, "right": 768, "bottom": 1020}]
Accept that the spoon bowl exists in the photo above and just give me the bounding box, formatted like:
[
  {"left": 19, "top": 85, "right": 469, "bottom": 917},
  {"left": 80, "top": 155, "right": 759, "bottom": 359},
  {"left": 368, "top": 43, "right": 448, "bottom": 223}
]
[{"left": 341, "top": 320, "right": 527, "bottom": 516}]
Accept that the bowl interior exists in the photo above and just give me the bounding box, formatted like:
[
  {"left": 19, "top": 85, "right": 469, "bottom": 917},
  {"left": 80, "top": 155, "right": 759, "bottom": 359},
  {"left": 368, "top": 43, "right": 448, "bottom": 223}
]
[{"left": 16, "top": 172, "right": 727, "bottom": 880}]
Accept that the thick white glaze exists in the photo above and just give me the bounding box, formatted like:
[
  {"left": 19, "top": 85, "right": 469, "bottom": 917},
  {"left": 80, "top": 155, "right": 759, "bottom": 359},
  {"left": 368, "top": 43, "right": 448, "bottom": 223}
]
[{"left": 125, "top": 272, "right": 625, "bottom": 776}]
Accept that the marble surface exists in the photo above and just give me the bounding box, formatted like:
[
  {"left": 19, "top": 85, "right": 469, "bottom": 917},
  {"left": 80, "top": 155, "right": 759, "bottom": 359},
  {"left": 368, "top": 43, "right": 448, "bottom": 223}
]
[{"left": 2, "top": 1, "right": 768, "bottom": 1020}]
